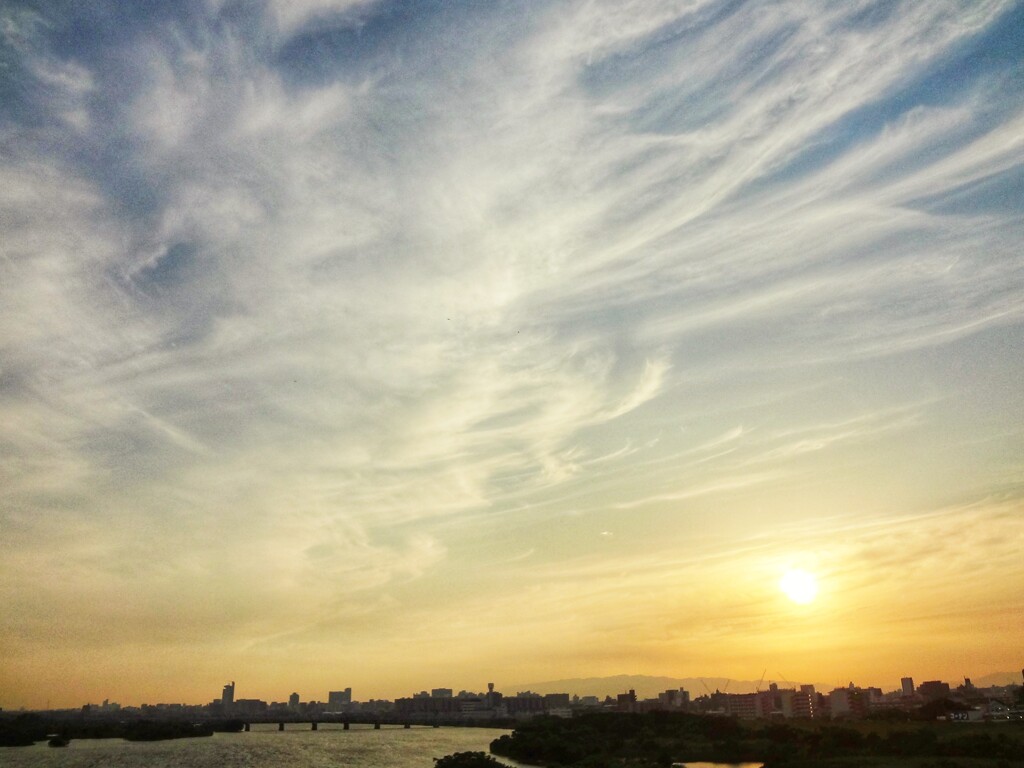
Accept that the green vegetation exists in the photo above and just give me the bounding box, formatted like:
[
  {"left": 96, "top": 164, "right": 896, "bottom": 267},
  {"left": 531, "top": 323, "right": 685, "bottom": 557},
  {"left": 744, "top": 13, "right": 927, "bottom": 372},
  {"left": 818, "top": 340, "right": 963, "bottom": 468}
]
[{"left": 488, "top": 712, "right": 1024, "bottom": 768}]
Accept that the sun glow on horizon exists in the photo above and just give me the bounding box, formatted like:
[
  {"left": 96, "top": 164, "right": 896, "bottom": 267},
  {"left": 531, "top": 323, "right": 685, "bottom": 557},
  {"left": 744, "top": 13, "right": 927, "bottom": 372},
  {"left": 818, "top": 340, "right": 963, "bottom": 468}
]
[{"left": 780, "top": 569, "right": 819, "bottom": 605}]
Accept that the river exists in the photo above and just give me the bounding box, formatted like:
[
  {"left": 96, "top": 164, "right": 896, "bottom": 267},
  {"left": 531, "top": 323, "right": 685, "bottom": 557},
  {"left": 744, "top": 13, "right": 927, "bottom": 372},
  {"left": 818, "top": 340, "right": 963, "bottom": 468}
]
[{"left": 0, "top": 723, "right": 509, "bottom": 768}]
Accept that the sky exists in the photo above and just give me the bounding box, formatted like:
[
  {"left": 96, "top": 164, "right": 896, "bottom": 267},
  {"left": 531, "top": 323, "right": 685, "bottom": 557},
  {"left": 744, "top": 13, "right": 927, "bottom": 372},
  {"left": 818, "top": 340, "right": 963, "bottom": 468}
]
[{"left": 1, "top": 0, "right": 1023, "bottom": 710}]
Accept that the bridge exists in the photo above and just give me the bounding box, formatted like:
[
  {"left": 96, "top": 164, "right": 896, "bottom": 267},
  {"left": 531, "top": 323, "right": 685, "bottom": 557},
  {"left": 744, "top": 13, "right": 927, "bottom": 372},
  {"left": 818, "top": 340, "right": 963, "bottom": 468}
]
[{"left": 237, "top": 714, "right": 515, "bottom": 731}]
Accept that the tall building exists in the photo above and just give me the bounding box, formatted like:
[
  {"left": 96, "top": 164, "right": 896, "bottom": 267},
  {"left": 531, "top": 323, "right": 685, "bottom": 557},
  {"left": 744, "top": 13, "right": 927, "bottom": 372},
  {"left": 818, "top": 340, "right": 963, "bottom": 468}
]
[
  {"left": 289, "top": 692, "right": 300, "bottom": 708},
  {"left": 328, "top": 688, "right": 352, "bottom": 707},
  {"left": 917, "top": 680, "right": 950, "bottom": 700},
  {"left": 431, "top": 688, "right": 453, "bottom": 698},
  {"left": 791, "top": 689, "right": 817, "bottom": 719},
  {"left": 901, "top": 677, "right": 914, "bottom": 697},
  {"left": 222, "top": 681, "right": 235, "bottom": 707},
  {"left": 829, "top": 686, "right": 866, "bottom": 719},
  {"left": 484, "top": 683, "right": 502, "bottom": 708}
]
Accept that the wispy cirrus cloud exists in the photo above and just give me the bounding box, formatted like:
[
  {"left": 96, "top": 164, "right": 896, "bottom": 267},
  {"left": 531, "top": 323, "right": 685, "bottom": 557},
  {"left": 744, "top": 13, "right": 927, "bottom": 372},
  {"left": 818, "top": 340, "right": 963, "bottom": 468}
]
[{"left": 1, "top": 0, "right": 1022, "bottom": 705}]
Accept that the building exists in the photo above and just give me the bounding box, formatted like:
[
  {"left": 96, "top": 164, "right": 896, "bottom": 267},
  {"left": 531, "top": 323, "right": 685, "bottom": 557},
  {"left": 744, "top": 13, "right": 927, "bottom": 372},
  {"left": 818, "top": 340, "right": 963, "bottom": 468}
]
[
  {"left": 538, "top": 693, "right": 570, "bottom": 718},
  {"left": 917, "top": 681, "right": 951, "bottom": 700},
  {"left": 657, "top": 689, "right": 690, "bottom": 709},
  {"left": 616, "top": 689, "right": 637, "bottom": 711},
  {"left": 458, "top": 696, "right": 486, "bottom": 714},
  {"left": 289, "top": 692, "right": 300, "bottom": 708},
  {"left": 396, "top": 696, "right": 455, "bottom": 717},
  {"left": 829, "top": 686, "right": 867, "bottom": 719},
  {"left": 222, "top": 682, "right": 235, "bottom": 707},
  {"left": 234, "top": 699, "right": 267, "bottom": 716},
  {"left": 431, "top": 688, "right": 453, "bottom": 698},
  {"left": 723, "top": 692, "right": 773, "bottom": 720},
  {"left": 901, "top": 675, "right": 917, "bottom": 700},
  {"left": 505, "top": 693, "right": 544, "bottom": 717},
  {"left": 484, "top": 683, "right": 503, "bottom": 709},
  {"left": 790, "top": 688, "right": 817, "bottom": 719},
  {"left": 328, "top": 689, "right": 352, "bottom": 707},
  {"left": 544, "top": 693, "right": 571, "bottom": 708}
]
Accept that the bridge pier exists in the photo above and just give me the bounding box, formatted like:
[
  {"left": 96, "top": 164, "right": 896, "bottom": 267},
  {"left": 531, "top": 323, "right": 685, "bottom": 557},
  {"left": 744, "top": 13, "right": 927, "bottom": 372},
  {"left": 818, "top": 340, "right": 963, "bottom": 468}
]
[
  {"left": 311, "top": 722, "right": 317, "bottom": 731},
  {"left": 404, "top": 723, "right": 410, "bottom": 729},
  {"left": 278, "top": 722, "right": 284, "bottom": 731},
  {"left": 243, "top": 723, "right": 250, "bottom": 732},
  {"left": 343, "top": 721, "right": 349, "bottom": 730},
  {"left": 374, "top": 722, "right": 381, "bottom": 730}
]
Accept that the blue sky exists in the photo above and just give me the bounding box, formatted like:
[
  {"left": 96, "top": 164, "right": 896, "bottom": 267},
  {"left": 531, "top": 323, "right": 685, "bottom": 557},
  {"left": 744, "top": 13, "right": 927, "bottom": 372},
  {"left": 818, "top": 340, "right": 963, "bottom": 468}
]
[{"left": 1, "top": 0, "right": 1023, "bottom": 707}]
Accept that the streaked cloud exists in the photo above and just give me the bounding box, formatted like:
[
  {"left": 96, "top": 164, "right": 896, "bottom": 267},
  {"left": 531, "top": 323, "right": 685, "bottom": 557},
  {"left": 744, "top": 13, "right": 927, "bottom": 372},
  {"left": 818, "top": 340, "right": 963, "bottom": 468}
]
[{"left": 1, "top": 0, "right": 1022, "bottom": 706}]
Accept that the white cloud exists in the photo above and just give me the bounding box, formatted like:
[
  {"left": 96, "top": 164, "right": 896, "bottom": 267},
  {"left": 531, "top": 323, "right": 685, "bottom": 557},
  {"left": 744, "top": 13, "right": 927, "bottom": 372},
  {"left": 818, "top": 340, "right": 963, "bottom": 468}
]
[
  {"left": 264, "top": 0, "right": 383, "bottom": 36},
  {"left": 1, "top": 0, "right": 1022, "bottom": 700}
]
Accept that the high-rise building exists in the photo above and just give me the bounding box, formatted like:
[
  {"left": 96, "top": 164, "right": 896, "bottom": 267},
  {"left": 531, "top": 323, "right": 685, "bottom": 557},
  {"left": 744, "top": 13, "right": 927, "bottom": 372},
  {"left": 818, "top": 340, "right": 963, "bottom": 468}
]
[
  {"left": 484, "top": 683, "right": 502, "bottom": 708},
  {"left": 431, "top": 688, "right": 453, "bottom": 698},
  {"left": 791, "top": 690, "right": 817, "bottom": 719},
  {"left": 829, "top": 687, "right": 866, "bottom": 718},
  {"left": 222, "top": 682, "right": 235, "bottom": 707},
  {"left": 328, "top": 688, "right": 352, "bottom": 707},
  {"left": 289, "top": 692, "right": 300, "bottom": 708},
  {"left": 917, "top": 680, "right": 950, "bottom": 700},
  {"left": 901, "top": 677, "right": 914, "bottom": 697}
]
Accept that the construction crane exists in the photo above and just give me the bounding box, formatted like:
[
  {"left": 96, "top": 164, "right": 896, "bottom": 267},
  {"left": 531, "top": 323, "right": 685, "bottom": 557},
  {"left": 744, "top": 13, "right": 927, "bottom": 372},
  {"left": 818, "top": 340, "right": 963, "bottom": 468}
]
[{"left": 755, "top": 669, "right": 767, "bottom": 693}]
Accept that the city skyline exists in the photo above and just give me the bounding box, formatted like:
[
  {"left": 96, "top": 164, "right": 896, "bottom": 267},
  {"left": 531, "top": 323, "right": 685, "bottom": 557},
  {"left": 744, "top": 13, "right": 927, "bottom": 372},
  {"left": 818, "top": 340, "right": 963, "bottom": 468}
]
[
  {"left": 2, "top": 1, "right": 1023, "bottom": 710},
  {"left": 8, "top": 668, "right": 1024, "bottom": 713}
]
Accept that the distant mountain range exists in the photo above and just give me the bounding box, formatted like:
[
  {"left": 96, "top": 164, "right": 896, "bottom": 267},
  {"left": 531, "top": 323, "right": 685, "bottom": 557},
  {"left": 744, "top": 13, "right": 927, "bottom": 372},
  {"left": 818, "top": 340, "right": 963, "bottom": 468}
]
[
  {"left": 506, "top": 671, "right": 1023, "bottom": 699},
  {"left": 971, "top": 671, "right": 1024, "bottom": 687}
]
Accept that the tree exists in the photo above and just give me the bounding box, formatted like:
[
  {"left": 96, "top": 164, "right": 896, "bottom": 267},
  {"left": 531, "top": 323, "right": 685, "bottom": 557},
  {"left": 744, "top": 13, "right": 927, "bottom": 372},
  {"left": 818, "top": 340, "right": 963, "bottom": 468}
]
[{"left": 435, "top": 751, "right": 504, "bottom": 768}]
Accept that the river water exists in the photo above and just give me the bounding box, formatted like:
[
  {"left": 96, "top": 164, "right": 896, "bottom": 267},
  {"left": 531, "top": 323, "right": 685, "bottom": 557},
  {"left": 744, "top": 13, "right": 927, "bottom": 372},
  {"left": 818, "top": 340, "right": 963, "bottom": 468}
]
[{"left": 1, "top": 723, "right": 509, "bottom": 768}]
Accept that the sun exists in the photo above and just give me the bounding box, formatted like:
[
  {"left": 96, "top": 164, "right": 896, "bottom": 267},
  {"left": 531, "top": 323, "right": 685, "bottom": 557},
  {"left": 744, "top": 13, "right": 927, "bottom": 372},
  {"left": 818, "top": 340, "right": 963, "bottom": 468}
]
[{"left": 780, "top": 569, "right": 818, "bottom": 604}]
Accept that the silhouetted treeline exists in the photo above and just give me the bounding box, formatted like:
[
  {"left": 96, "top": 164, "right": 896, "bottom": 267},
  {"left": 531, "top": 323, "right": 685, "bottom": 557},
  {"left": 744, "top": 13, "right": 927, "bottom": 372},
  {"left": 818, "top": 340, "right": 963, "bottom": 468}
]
[
  {"left": 434, "top": 752, "right": 504, "bottom": 768},
  {"left": 0, "top": 713, "right": 245, "bottom": 746},
  {"left": 0, "top": 715, "right": 47, "bottom": 747},
  {"left": 489, "top": 711, "right": 1024, "bottom": 767}
]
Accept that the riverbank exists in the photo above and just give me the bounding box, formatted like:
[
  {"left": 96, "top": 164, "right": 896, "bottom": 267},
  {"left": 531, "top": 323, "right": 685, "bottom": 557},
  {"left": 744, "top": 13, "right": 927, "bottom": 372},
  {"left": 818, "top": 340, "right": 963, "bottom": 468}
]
[
  {"left": 0, "top": 725, "right": 509, "bottom": 768},
  {"left": 0, "top": 715, "right": 244, "bottom": 746},
  {"left": 488, "top": 712, "right": 1024, "bottom": 767}
]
